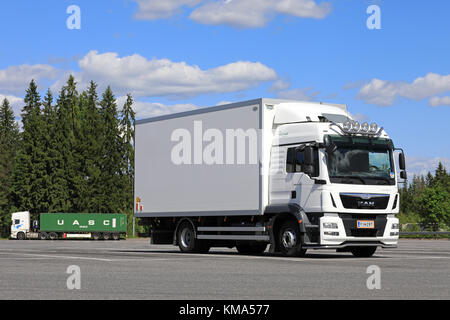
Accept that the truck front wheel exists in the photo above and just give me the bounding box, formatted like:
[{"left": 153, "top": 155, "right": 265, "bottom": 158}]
[
  {"left": 350, "top": 246, "right": 377, "bottom": 257},
  {"left": 278, "top": 220, "right": 306, "bottom": 257},
  {"left": 17, "top": 232, "right": 26, "bottom": 240}
]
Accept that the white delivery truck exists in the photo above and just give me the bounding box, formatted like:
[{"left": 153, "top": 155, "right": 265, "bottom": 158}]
[{"left": 134, "top": 98, "right": 406, "bottom": 257}]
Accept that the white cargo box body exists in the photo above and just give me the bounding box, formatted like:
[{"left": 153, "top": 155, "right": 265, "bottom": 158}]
[{"left": 135, "top": 99, "right": 277, "bottom": 217}]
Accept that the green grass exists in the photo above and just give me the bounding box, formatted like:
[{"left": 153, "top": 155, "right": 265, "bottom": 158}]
[{"left": 400, "top": 234, "right": 450, "bottom": 239}]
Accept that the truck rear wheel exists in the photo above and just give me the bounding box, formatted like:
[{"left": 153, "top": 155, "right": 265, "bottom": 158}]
[
  {"left": 236, "top": 242, "right": 267, "bottom": 255},
  {"left": 38, "top": 232, "right": 48, "bottom": 240},
  {"left": 278, "top": 220, "right": 307, "bottom": 257},
  {"left": 92, "top": 233, "right": 101, "bottom": 240},
  {"left": 112, "top": 233, "right": 120, "bottom": 240},
  {"left": 49, "top": 232, "right": 58, "bottom": 240},
  {"left": 350, "top": 246, "right": 377, "bottom": 258},
  {"left": 102, "top": 233, "right": 110, "bottom": 240},
  {"left": 177, "top": 221, "right": 210, "bottom": 253}
]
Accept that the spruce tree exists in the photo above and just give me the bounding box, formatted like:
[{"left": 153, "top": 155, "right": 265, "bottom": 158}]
[
  {"left": 119, "top": 94, "right": 136, "bottom": 232},
  {"left": 0, "top": 98, "right": 20, "bottom": 236},
  {"left": 98, "top": 86, "right": 123, "bottom": 212},
  {"left": 79, "top": 81, "right": 103, "bottom": 212},
  {"left": 41, "top": 89, "right": 60, "bottom": 212},
  {"left": 10, "top": 80, "right": 46, "bottom": 219}
]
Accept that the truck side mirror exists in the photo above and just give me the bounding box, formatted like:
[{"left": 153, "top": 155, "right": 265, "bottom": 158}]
[
  {"left": 324, "top": 136, "right": 337, "bottom": 154},
  {"left": 326, "top": 142, "right": 337, "bottom": 154},
  {"left": 303, "top": 146, "right": 314, "bottom": 165},
  {"left": 400, "top": 170, "right": 407, "bottom": 180},
  {"left": 302, "top": 146, "right": 314, "bottom": 175},
  {"left": 399, "top": 152, "right": 406, "bottom": 170}
]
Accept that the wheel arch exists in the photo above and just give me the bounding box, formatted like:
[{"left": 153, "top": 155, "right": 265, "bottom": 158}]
[{"left": 265, "top": 204, "right": 307, "bottom": 252}]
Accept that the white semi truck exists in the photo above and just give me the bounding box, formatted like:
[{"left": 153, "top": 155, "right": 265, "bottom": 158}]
[{"left": 134, "top": 98, "right": 406, "bottom": 257}]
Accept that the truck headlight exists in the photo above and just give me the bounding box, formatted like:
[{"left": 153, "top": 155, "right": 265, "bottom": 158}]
[
  {"left": 391, "top": 223, "right": 399, "bottom": 230},
  {"left": 323, "top": 222, "right": 338, "bottom": 229}
]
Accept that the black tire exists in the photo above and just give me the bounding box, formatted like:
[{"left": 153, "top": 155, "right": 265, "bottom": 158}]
[
  {"left": 278, "top": 220, "right": 307, "bottom": 257},
  {"left": 177, "top": 221, "right": 196, "bottom": 253},
  {"left": 177, "top": 221, "right": 209, "bottom": 253},
  {"left": 350, "top": 246, "right": 377, "bottom": 258},
  {"left": 112, "top": 233, "right": 120, "bottom": 240},
  {"left": 102, "top": 233, "right": 110, "bottom": 240},
  {"left": 92, "top": 233, "right": 101, "bottom": 240},
  {"left": 17, "top": 232, "right": 26, "bottom": 240},
  {"left": 38, "top": 232, "right": 48, "bottom": 240},
  {"left": 49, "top": 232, "right": 58, "bottom": 240},
  {"left": 236, "top": 242, "right": 267, "bottom": 255}
]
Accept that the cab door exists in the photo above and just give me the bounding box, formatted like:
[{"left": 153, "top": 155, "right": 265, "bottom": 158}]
[{"left": 288, "top": 146, "right": 319, "bottom": 209}]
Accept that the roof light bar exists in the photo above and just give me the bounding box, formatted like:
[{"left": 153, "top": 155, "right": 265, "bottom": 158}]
[{"left": 334, "top": 121, "right": 383, "bottom": 136}]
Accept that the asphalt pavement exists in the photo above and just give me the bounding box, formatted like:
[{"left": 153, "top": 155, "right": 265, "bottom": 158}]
[{"left": 0, "top": 238, "right": 448, "bottom": 299}]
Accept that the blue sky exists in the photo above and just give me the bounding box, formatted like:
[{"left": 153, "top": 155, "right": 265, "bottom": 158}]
[{"left": 0, "top": 0, "right": 449, "bottom": 175}]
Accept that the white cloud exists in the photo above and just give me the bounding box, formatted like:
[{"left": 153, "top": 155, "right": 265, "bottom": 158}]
[
  {"left": 133, "top": 0, "right": 202, "bottom": 20},
  {"left": 276, "top": 87, "right": 319, "bottom": 101},
  {"left": 75, "top": 50, "right": 278, "bottom": 98},
  {"left": 215, "top": 100, "right": 233, "bottom": 106},
  {"left": 405, "top": 156, "right": 450, "bottom": 177},
  {"left": 356, "top": 79, "right": 400, "bottom": 106},
  {"left": 133, "top": 0, "right": 332, "bottom": 28},
  {"left": 0, "top": 94, "right": 24, "bottom": 118},
  {"left": 351, "top": 112, "right": 369, "bottom": 122},
  {"left": 356, "top": 73, "right": 450, "bottom": 107},
  {"left": 268, "top": 78, "right": 291, "bottom": 92},
  {"left": 429, "top": 96, "right": 450, "bottom": 107},
  {"left": 116, "top": 96, "right": 199, "bottom": 119},
  {"left": 0, "top": 64, "right": 60, "bottom": 96},
  {"left": 190, "top": 0, "right": 332, "bottom": 28}
]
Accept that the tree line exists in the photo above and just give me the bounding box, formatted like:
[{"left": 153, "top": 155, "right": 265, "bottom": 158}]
[
  {"left": 1, "top": 77, "right": 449, "bottom": 236},
  {"left": 0, "top": 76, "right": 135, "bottom": 237},
  {"left": 398, "top": 162, "right": 450, "bottom": 230}
]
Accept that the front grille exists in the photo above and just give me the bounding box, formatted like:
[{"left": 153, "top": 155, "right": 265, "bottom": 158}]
[
  {"left": 339, "top": 214, "right": 387, "bottom": 237},
  {"left": 340, "top": 194, "right": 389, "bottom": 209}
]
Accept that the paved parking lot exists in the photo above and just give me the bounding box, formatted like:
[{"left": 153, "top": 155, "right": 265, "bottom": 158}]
[{"left": 0, "top": 238, "right": 448, "bottom": 299}]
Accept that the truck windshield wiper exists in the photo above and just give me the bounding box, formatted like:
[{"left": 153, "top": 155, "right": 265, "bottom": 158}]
[
  {"left": 362, "top": 176, "right": 393, "bottom": 185},
  {"left": 332, "top": 175, "right": 366, "bottom": 184}
]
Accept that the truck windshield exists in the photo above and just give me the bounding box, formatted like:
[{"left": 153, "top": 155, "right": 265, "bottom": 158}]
[{"left": 326, "top": 136, "right": 395, "bottom": 185}]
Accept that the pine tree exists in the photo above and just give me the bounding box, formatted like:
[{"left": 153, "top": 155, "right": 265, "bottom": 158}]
[{"left": 0, "top": 98, "right": 20, "bottom": 236}]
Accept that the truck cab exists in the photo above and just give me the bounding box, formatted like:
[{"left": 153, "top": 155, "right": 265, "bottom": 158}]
[
  {"left": 268, "top": 102, "right": 405, "bottom": 256},
  {"left": 10, "top": 211, "right": 31, "bottom": 240}
]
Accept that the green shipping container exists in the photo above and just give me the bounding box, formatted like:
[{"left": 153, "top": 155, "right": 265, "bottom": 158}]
[{"left": 40, "top": 213, "right": 127, "bottom": 233}]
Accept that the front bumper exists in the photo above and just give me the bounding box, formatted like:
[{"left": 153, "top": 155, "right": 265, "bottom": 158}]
[{"left": 316, "top": 213, "right": 399, "bottom": 248}]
